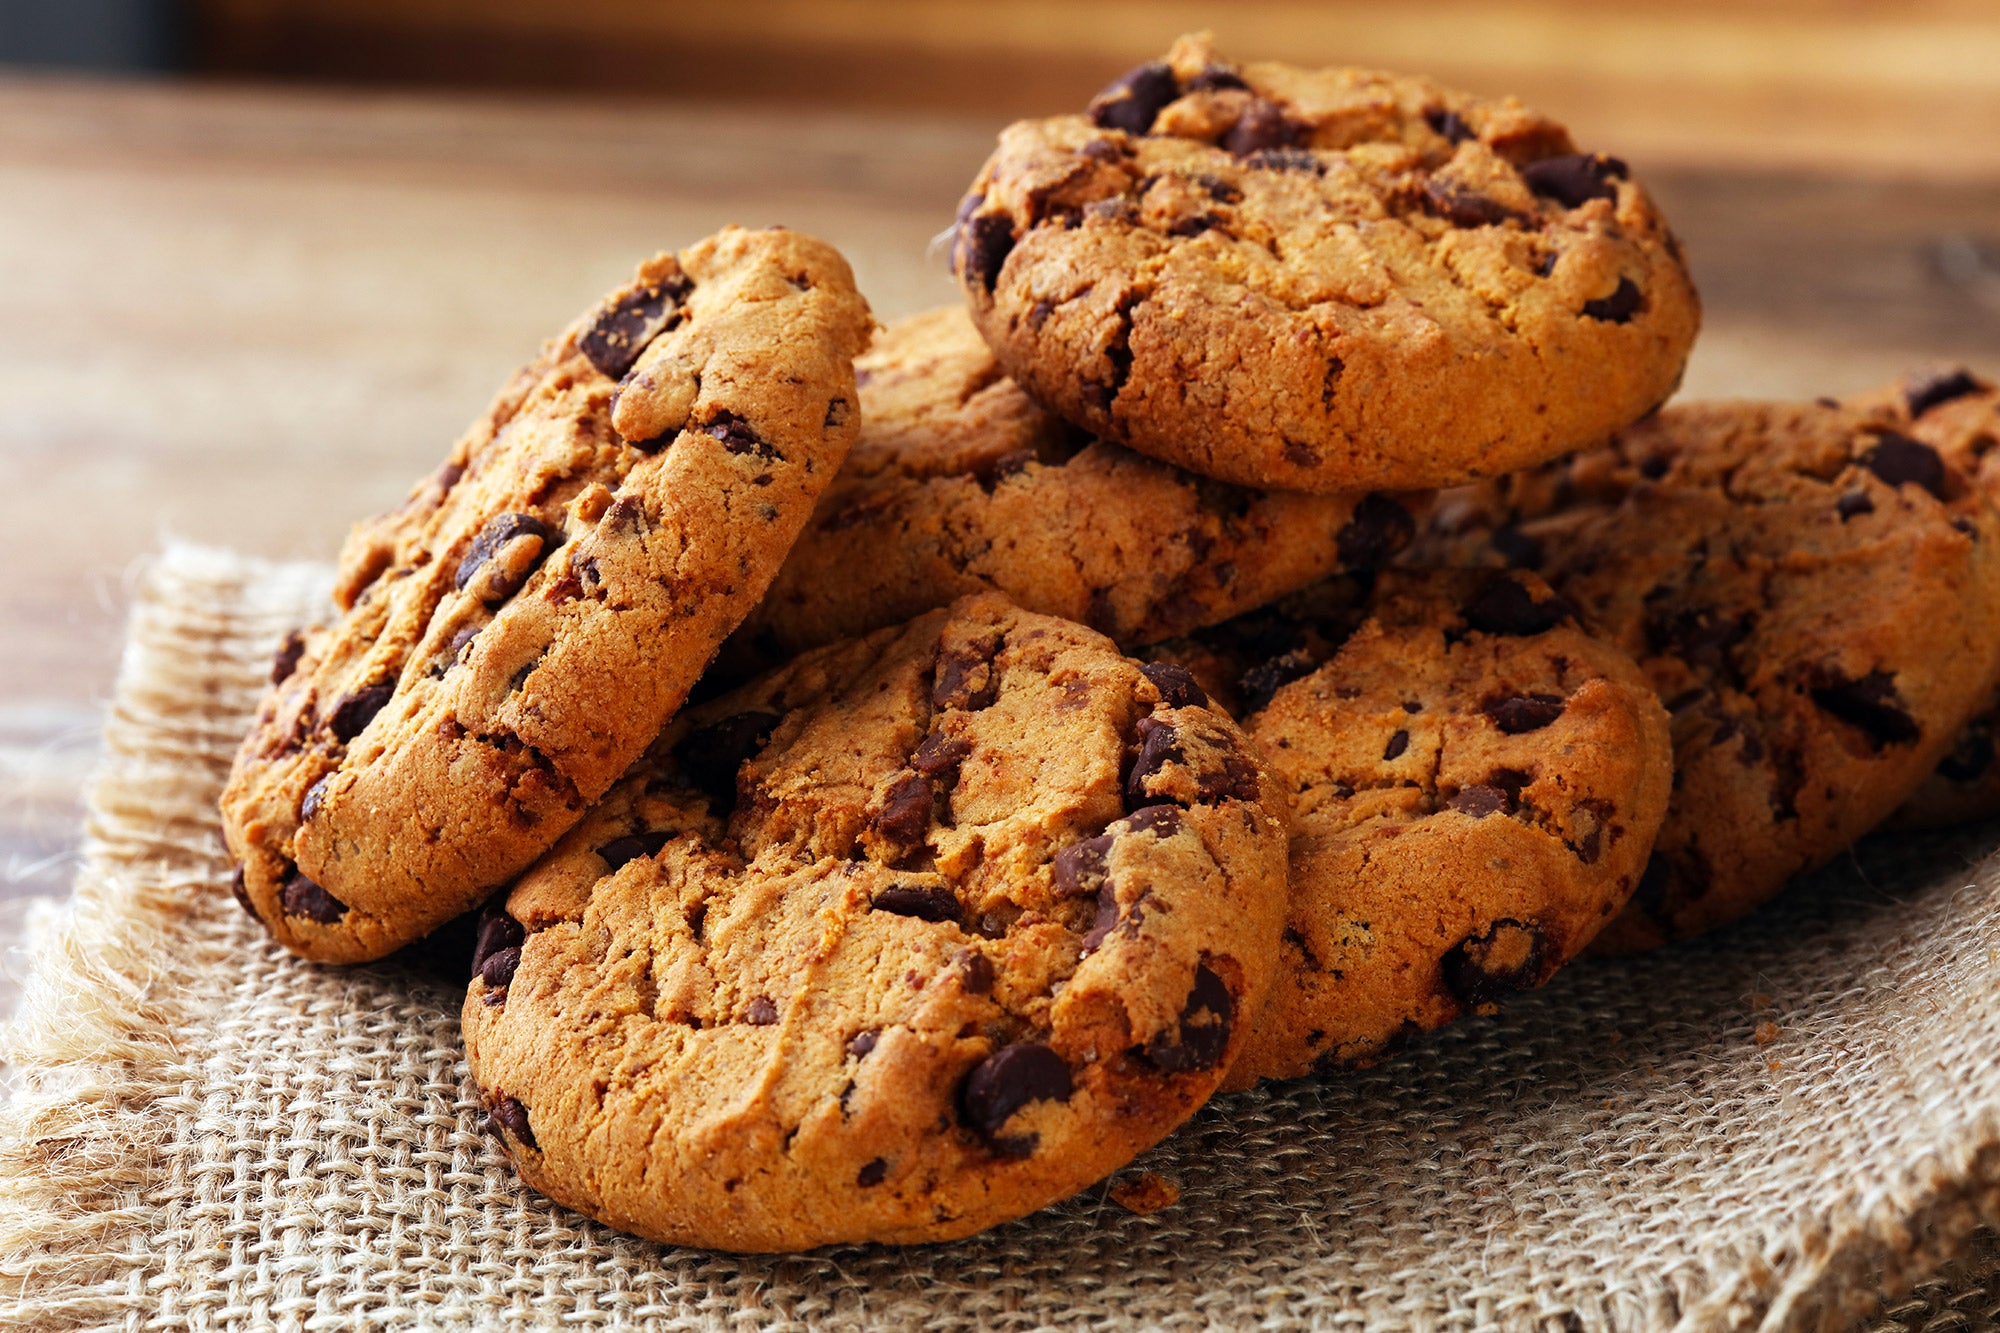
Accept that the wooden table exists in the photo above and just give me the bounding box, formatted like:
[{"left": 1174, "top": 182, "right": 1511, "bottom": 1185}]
[{"left": 3, "top": 74, "right": 2000, "bottom": 1325}]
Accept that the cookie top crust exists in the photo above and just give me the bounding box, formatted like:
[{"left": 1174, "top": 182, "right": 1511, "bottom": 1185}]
[
  {"left": 221, "top": 228, "right": 873, "bottom": 962},
  {"left": 732, "top": 306, "right": 1419, "bottom": 664},
  {"left": 1154, "top": 568, "right": 1671, "bottom": 1082},
  {"left": 1845, "top": 367, "right": 2000, "bottom": 830},
  {"left": 462, "top": 594, "right": 1291, "bottom": 1251},
  {"left": 1422, "top": 398, "right": 2000, "bottom": 952},
  {"left": 951, "top": 32, "right": 1699, "bottom": 493}
]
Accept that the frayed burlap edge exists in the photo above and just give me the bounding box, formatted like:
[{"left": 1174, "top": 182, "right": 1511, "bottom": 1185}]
[{"left": 1, "top": 542, "right": 1999, "bottom": 1331}]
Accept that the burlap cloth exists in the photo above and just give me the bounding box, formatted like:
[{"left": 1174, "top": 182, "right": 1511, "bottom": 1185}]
[{"left": 10, "top": 544, "right": 2000, "bottom": 1331}]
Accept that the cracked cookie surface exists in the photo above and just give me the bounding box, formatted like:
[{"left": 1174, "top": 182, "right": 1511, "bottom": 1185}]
[
  {"left": 951, "top": 32, "right": 1698, "bottom": 493},
  {"left": 731, "top": 306, "right": 1419, "bottom": 664},
  {"left": 462, "top": 593, "right": 1290, "bottom": 1250},
  {"left": 1152, "top": 569, "right": 1670, "bottom": 1083},
  {"left": 1420, "top": 398, "right": 2000, "bottom": 952},
  {"left": 221, "top": 228, "right": 873, "bottom": 962}
]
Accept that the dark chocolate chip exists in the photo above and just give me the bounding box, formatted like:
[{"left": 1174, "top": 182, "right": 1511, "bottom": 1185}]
[
  {"left": 1905, "top": 368, "right": 1985, "bottom": 418},
  {"left": 1836, "top": 489, "right": 1875, "bottom": 520},
  {"left": 856, "top": 1158, "right": 888, "bottom": 1187},
  {"left": 1052, "top": 833, "right": 1114, "bottom": 897},
  {"left": 270, "top": 630, "right": 307, "bottom": 686},
  {"left": 1081, "top": 882, "right": 1123, "bottom": 954},
  {"left": 1196, "top": 754, "right": 1261, "bottom": 803},
  {"left": 1244, "top": 147, "right": 1323, "bottom": 173},
  {"left": 579, "top": 271, "right": 693, "bottom": 379},
  {"left": 1490, "top": 525, "right": 1545, "bottom": 568},
  {"left": 1938, "top": 721, "right": 1995, "bottom": 783},
  {"left": 1485, "top": 693, "right": 1567, "bottom": 734},
  {"left": 1335, "top": 494, "right": 1416, "bottom": 569},
  {"left": 871, "top": 772, "right": 935, "bottom": 846},
  {"left": 1125, "top": 717, "right": 1185, "bottom": 806},
  {"left": 1863, "top": 432, "right": 1949, "bottom": 500},
  {"left": 279, "top": 870, "right": 347, "bottom": 923},
  {"left": 1186, "top": 63, "right": 1249, "bottom": 92},
  {"left": 1441, "top": 919, "right": 1546, "bottom": 1007},
  {"left": 957, "top": 213, "right": 1017, "bottom": 294},
  {"left": 1810, "top": 668, "right": 1920, "bottom": 749},
  {"left": 1521, "top": 152, "right": 1627, "bottom": 208},
  {"left": 228, "top": 866, "right": 258, "bottom": 919},
  {"left": 478, "top": 945, "right": 521, "bottom": 990},
  {"left": 745, "top": 995, "right": 779, "bottom": 1026},
  {"left": 847, "top": 1029, "right": 879, "bottom": 1058},
  {"left": 597, "top": 829, "right": 673, "bottom": 871},
  {"left": 672, "top": 710, "right": 781, "bottom": 808},
  {"left": 454, "top": 512, "right": 552, "bottom": 598},
  {"left": 471, "top": 902, "right": 526, "bottom": 979},
  {"left": 705, "top": 409, "right": 777, "bottom": 459},
  {"left": 871, "top": 884, "right": 963, "bottom": 925},
  {"left": 1446, "top": 785, "right": 1511, "bottom": 818},
  {"left": 1383, "top": 729, "right": 1410, "bottom": 761},
  {"left": 959, "top": 1042, "right": 1072, "bottom": 1140},
  {"left": 909, "top": 730, "right": 973, "bottom": 782},
  {"left": 1224, "top": 100, "right": 1302, "bottom": 156},
  {"left": 1088, "top": 60, "right": 1181, "bottom": 134},
  {"left": 1581, "top": 277, "right": 1643, "bottom": 323},
  {"left": 1123, "top": 804, "right": 1185, "bottom": 838},
  {"left": 326, "top": 681, "right": 394, "bottom": 743},
  {"left": 957, "top": 948, "right": 996, "bottom": 995},
  {"left": 1461, "top": 575, "right": 1574, "bottom": 636},
  {"left": 298, "top": 773, "right": 332, "bottom": 822},
  {"left": 1425, "top": 106, "right": 1476, "bottom": 144},
  {"left": 488, "top": 1097, "right": 537, "bottom": 1149},
  {"left": 932, "top": 643, "right": 1000, "bottom": 711},
  {"left": 1140, "top": 661, "right": 1208, "bottom": 708},
  {"left": 1142, "top": 964, "right": 1234, "bottom": 1073},
  {"left": 1423, "top": 181, "right": 1521, "bottom": 229}
]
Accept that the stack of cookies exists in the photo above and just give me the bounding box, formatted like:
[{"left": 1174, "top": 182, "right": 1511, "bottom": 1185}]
[{"left": 219, "top": 34, "right": 2000, "bottom": 1253}]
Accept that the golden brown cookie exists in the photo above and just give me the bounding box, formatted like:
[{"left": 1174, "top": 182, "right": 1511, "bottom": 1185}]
[
  {"left": 221, "top": 228, "right": 872, "bottom": 962},
  {"left": 951, "top": 32, "right": 1698, "bottom": 492},
  {"left": 732, "top": 306, "right": 1418, "bottom": 664},
  {"left": 462, "top": 594, "right": 1291, "bottom": 1251},
  {"left": 1421, "top": 398, "right": 2000, "bottom": 952},
  {"left": 1843, "top": 369, "right": 2000, "bottom": 831},
  {"left": 1152, "top": 569, "right": 1671, "bottom": 1082}
]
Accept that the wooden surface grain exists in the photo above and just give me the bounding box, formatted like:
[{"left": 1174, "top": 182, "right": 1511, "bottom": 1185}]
[{"left": 3, "top": 67, "right": 2000, "bottom": 1320}]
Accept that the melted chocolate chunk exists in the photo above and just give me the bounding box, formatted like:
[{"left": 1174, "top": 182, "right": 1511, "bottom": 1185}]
[
  {"left": 672, "top": 710, "right": 780, "bottom": 809},
  {"left": 1863, "top": 432, "right": 1949, "bottom": 501},
  {"left": 579, "top": 271, "right": 693, "bottom": 379},
  {"left": 1810, "top": 668, "right": 1920, "bottom": 749},
  {"left": 959, "top": 1042, "right": 1072, "bottom": 1141},
  {"left": 1441, "top": 919, "right": 1546, "bottom": 1007},
  {"left": 454, "top": 512, "right": 552, "bottom": 597},
  {"left": 488, "top": 1097, "right": 537, "bottom": 1150},
  {"left": 1423, "top": 181, "right": 1522, "bottom": 229},
  {"left": 270, "top": 630, "right": 307, "bottom": 686},
  {"left": 326, "top": 681, "right": 394, "bottom": 743},
  {"left": 1141, "top": 964, "right": 1234, "bottom": 1073},
  {"left": 1140, "top": 661, "right": 1208, "bottom": 708},
  {"left": 958, "top": 213, "right": 1017, "bottom": 294},
  {"left": 279, "top": 870, "right": 347, "bottom": 923},
  {"left": 1335, "top": 494, "right": 1416, "bottom": 569},
  {"left": 597, "top": 829, "right": 673, "bottom": 871},
  {"left": 1124, "top": 804, "right": 1185, "bottom": 838},
  {"left": 1521, "top": 153, "right": 1627, "bottom": 208},
  {"left": 1052, "top": 833, "right": 1115, "bottom": 897},
  {"left": 909, "top": 730, "right": 973, "bottom": 784},
  {"left": 871, "top": 884, "right": 963, "bottom": 925},
  {"left": 871, "top": 772, "right": 935, "bottom": 846},
  {"left": 1125, "top": 717, "right": 1185, "bottom": 806},
  {"left": 932, "top": 642, "right": 1000, "bottom": 711},
  {"left": 1485, "top": 693, "right": 1567, "bottom": 734},
  {"left": 1461, "top": 575, "right": 1574, "bottom": 637},
  {"left": 1088, "top": 61, "right": 1181, "bottom": 135},
  {"left": 1905, "top": 369, "right": 1984, "bottom": 418}
]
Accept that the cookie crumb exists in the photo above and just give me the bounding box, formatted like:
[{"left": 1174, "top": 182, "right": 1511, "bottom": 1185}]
[
  {"left": 1110, "top": 1172, "right": 1181, "bottom": 1216},
  {"left": 1750, "top": 992, "right": 1773, "bottom": 1011},
  {"left": 1753, "top": 1020, "right": 1780, "bottom": 1046}
]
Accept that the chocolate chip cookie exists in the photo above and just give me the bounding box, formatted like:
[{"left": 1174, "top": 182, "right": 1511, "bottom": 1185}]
[
  {"left": 462, "top": 593, "right": 1290, "bottom": 1250},
  {"left": 732, "top": 306, "right": 1418, "bottom": 664},
  {"left": 1843, "top": 369, "right": 2000, "bottom": 831},
  {"left": 951, "top": 32, "right": 1699, "bottom": 493},
  {"left": 221, "top": 228, "right": 873, "bottom": 962},
  {"left": 1152, "top": 569, "right": 1671, "bottom": 1082},
  {"left": 1421, "top": 398, "right": 2000, "bottom": 952}
]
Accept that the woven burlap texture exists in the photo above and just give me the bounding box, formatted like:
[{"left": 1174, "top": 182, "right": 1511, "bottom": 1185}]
[{"left": 6, "top": 543, "right": 2000, "bottom": 1333}]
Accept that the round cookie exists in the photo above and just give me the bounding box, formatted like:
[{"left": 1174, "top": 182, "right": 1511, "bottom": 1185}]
[
  {"left": 1151, "top": 568, "right": 1672, "bottom": 1083},
  {"left": 1421, "top": 398, "right": 2000, "bottom": 952},
  {"left": 732, "top": 305, "right": 1419, "bottom": 663},
  {"left": 462, "top": 593, "right": 1291, "bottom": 1251},
  {"left": 1842, "top": 368, "right": 2000, "bottom": 831},
  {"left": 221, "top": 228, "right": 873, "bottom": 963},
  {"left": 951, "top": 32, "right": 1698, "bottom": 493}
]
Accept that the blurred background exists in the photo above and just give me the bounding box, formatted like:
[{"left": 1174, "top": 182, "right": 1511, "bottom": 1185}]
[{"left": 1, "top": 1, "right": 1999, "bottom": 942}]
